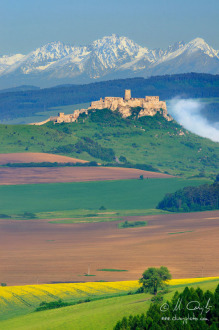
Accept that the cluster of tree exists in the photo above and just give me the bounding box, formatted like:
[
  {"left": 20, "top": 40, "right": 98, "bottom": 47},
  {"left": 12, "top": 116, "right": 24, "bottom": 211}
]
[
  {"left": 82, "top": 107, "right": 177, "bottom": 132},
  {"left": 19, "top": 212, "right": 37, "bottom": 219},
  {"left": 35, "top": 298, "right": 91, "bottom": 312},
  {"left": 0, "top": 214, "right": 11, "bottom": 218},
  {"left": 4, "top": 161, "right": 98, "bottom": 167},
  {"left": 119, "top": 220, "right": 147, "bottom": 229},
  {"left": 114, "top": 285, "right": 219, "bottom": 329},
  {"left": 139, "top": 267, "right": 172, "bottom": 296},
  {"left": 9, "top": 156, "right": 159, "bottom": 175},
  {"left": 157, "top": 179, "right": 219, "bottom": 212},
  {"left": 104, "top": 162, "right": 159, "bottom": 173},
  {"left": 138, "top": 112, "right": 180, "bottom": 130},
  {"left": 180, "top": 141, "right": 198, "bottom": 149},
  {"left": 51, "top": 136, "right": 115, "bottom": 162},
  {"left": 35, "top": 299, "right": 70, "bottom": 311},
  {"left": 89, "top": 108, "right": 124, "bottom": 127},
  {"left": 76, "top": 106, "right": 181, "bottom": 132},
  {"left": 1, "top": 73, "right": 219, "bottom": 120}
]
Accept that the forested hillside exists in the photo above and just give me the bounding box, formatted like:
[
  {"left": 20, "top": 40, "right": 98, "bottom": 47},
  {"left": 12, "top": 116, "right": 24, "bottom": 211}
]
[{"left": 0, "top": 73, "right": 219, "bottom": 121}]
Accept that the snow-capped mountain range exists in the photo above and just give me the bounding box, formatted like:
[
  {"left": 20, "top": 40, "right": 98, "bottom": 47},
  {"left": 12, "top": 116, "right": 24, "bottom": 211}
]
[{"left": 0, "top": 34, "right": 219, "bottom": 88}]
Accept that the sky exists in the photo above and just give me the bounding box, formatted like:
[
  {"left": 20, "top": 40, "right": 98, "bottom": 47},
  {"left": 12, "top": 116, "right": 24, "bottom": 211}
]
[{"left": 1, "top": 0, "right": 219, "bottom": 54}]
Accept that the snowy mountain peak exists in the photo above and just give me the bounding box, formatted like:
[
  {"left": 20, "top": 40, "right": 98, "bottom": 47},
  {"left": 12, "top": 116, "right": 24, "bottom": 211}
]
[
  {"left": 89, "top": 34, "right": 153, "bottom": 72},
  {"left": 31, "top": 41, "right": 74, "bottom": 60},
  {"left": 187, "top": 37, "right": 210, "bottom": 51},
  {"left": 189, "top": 37, "right": 206, "bottom": 46},
  {"left": 0, "top": 35, "right": 219, "bottom": 88},
  {"left": 0, "top": 53, "right": 25, "bottom": 74},
  {"left": 186, "top": 37, "right": 218, "bottom": 58},
  {"left": 0, "top": 53, "right": 25, "bottom": 65},
  {"left": 92, "top": 34, "right": 120, "bottom": 44},
  {"left": 92, "top": 34, "right": 146, "bottom": 54},
  {"left": 4, "top": 42, "right": 76, "bottom": 75}
]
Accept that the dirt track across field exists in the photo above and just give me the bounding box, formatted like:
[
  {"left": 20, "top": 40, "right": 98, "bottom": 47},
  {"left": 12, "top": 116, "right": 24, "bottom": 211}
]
[
  {"left": 0, "top": 167, "right": 173, "bottom": 185},
  {"left": 0, "top": 211, "right": 218, "bottom": 285},
  {"left": 0, "top": 152, "right": 88, "bottom": 165}
]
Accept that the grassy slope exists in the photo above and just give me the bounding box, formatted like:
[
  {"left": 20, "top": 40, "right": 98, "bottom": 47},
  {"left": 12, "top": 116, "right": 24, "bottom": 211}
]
[
  {"left": 37, "top": 208, "right": 168, "bottom": 221},
  {"left": 0, "top": 109, "right": 218, "bottom": 176},
  {"left": 0, "top": 279, "right": 218, "bottom": 330},
  {"left": 0, "top": 178, "right": 210, "bottom": 215},
  {"left": 0, "top": 281, "right": 140, "bottom": 321}
]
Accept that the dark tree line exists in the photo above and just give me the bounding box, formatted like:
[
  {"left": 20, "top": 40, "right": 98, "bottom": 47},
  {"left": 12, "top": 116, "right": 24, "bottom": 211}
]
[
  {"left": 4, "top": 161, "right": 98, "bottom": 167},
  {"left": 1, "top": 73, "right": 219, "bottom": 120},
  {"left": 51, "top": 136, "right": 115, "bottom": 162},
  {"left": 114, "top": 285, "right": 219, "bottom": 329},
  {"left": 157, "top": 180, "right": 219, "bottom": 212}
]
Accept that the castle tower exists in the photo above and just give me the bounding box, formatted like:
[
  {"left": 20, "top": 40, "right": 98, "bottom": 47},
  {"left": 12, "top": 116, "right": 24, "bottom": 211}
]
[{"left": 124, "top": 89, "right": 131, "bottom": 100}]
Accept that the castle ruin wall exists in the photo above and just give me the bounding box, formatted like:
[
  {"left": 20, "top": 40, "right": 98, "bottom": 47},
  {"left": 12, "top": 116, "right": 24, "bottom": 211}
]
[{"left": 39, "top": 89, "right": 172, "bottom": 125}]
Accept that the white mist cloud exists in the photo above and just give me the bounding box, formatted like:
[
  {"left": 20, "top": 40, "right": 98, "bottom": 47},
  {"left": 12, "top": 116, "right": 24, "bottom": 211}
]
[{"left": 168, "top": 98, "right": 219, "bottom": 142}]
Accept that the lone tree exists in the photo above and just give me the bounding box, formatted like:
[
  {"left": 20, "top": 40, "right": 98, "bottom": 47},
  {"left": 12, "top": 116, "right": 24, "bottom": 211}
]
[{"left": 139, "top": 266, "right": 171, "bottom": 295}]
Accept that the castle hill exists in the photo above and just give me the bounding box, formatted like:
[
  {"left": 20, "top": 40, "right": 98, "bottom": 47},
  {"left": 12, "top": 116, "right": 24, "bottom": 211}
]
[
  {"left": 33, "top": 90, "right": 172, "bottom": 125},
  {"left": 1, "top": 2, "right": 219, "bottom": 329},
  {"left": 0, "top": 87, "right": 218, "bottom": 329}
]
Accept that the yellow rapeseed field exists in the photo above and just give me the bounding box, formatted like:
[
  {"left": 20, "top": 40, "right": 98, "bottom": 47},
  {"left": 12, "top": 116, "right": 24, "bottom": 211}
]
[
  {"left": 0, "top": 277, "right": 218, "bottom": 315},
  {"left": 0, "top": 281, "right": 139, "bottom": 314},
  {"left": 168, "top": 276, "right": 219, "bottom": 285}
]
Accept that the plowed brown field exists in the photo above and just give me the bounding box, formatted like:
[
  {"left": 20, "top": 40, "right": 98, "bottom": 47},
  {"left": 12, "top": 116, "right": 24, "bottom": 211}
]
[
  {"left": 0, "top": 152, "right": 88, "bottom": 165},
  {"left": 0, "top": 167, "right": 173, "bottom": 185},
  {"left": 0, "top": 211, "right": 218, "bottom": 285}
]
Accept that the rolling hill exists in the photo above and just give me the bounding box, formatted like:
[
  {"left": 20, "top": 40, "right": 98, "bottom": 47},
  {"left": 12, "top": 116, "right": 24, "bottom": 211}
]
[
  {"left": 0, "top": 107, "right": 218, "bottom": 177},
  {"left": 0, "top": 73, "right": 219, "bottom": 123},
  {"left": 0, "top": 278, "right": 218, "bottom": 329}
]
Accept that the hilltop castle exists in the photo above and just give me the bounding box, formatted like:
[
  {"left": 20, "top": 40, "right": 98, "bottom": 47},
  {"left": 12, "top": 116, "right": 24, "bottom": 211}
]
[
  {"left": 89, "top": 89, "right": 171, "bottom": 120},
  {"left": 32, "top": 90, "right": 172, "bottom": 125}
]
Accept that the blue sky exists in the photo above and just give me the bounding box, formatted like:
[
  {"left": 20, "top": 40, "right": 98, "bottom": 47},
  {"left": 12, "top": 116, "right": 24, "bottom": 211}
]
[{"left": 1, "top": 0, "right": 219, "bottom": 54}]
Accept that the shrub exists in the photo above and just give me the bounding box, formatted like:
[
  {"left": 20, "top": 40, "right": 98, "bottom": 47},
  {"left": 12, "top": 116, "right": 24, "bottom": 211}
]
[
  {"left": 52, "top": 137, "right": 115, "bottom": 162},
  {"left": 0, "top": 214, "right": 11, "bottom": 218},
  {"left": 21, "top": 212, "right": 37, "bottom": 219},
  {"left": 119, "top": 156, "right": 127, "bottom": 163}
]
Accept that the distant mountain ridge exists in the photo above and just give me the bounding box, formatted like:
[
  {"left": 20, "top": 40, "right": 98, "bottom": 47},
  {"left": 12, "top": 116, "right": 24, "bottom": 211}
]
[{"left": 0, "top": 35, "right": 219, "bottom": 88}]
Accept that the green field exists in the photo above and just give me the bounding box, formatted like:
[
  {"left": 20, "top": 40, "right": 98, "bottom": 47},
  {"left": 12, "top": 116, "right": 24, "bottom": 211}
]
[
  {"left": 0, "top": 279, "right": 218, "bottom": 330},
  {"left": 97, "top": 269, "right": 128, "bottom": 272},
  {"left": 37, "top": 208, "right": 169, "bottom": 221},
  {"left": 0, "top": 108, "right": 218, "bottom": 176},
  {"left": 168, "top": 230, "right": 193, "bottom": 235},
  {"left": 0, "top": 98, "right": 218, "bottom": 328},
  {"left": 0, "top": 178, "right": 210, "bottom": 216}
]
